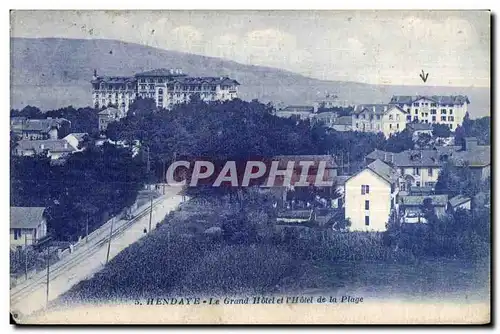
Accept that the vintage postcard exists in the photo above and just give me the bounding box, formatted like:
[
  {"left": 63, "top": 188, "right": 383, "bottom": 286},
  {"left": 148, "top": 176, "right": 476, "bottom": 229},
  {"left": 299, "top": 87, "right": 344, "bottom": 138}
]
[{"left": 9, "top": 10, "right": 491, "bottom": 324}]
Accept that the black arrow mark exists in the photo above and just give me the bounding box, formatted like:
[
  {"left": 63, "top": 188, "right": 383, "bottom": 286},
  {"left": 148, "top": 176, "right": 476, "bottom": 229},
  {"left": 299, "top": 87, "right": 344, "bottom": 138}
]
[{"left": 419, "top": 70, "right": 429, "bottom": 83}]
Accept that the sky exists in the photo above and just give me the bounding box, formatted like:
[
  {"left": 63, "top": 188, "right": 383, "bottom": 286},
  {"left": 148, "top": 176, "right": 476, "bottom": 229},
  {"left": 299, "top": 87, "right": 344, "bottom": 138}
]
[{"left": 10, "top": 10, "right": 490, "bottom": 87}]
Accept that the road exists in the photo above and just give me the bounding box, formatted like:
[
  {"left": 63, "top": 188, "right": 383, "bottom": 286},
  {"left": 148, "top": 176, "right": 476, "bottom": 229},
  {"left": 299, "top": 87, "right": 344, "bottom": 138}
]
[{"left": 11, "top": 186, "right": 183, "bottom": 318}]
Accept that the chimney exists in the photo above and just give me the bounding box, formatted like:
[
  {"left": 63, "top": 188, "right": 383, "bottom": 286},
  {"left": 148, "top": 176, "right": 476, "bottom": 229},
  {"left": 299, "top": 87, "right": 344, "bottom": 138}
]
[
  {"left": 372, "top": 106, "right": 376, "bottom": 112},
  {"left": 384, "top": 105, "right": 388, "bottom": 112},
  {"left": 390, "top": 154, "right": 394, "bottom": 163},
  {"left": 64, "top": 142, "right": 68, "bottom": 149},
  {"left": 384, "top": 153, "right": 387, "bottom": 161},
  {"left": 93, "top": 69, "right": 97, "bottom": 80},
  {"left": 464, "top": 137, "right": 478, "bottom": 151}
]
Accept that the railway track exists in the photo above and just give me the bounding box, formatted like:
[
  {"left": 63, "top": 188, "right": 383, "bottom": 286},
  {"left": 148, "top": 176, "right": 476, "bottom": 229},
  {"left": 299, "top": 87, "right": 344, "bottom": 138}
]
[{"left": 10, "top": 196, "right": 164, "bottom": 306}]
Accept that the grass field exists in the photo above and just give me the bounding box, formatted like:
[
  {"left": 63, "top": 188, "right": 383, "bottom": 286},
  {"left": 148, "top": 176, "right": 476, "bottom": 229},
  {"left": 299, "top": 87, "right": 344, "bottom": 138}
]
[{"left": 54, "top": 196, "right": 490, "bottom": 306}]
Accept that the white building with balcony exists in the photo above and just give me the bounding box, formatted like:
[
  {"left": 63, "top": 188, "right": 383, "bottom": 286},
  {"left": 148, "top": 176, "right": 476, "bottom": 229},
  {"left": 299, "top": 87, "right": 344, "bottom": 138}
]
[
  {"left": 388, "top": 95, "right": 470, "bottom": 131},
  {"left": 91, "top": 68, "right": 240, "bottom": 113}
]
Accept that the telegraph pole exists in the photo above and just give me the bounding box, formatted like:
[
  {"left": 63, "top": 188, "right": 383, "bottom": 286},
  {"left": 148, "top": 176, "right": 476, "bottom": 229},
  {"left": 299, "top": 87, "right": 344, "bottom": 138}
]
[
  {"left": 85, "top": 214, "right": 89, "bottom": 243},
  {"left": 148, "top": 195, "right": 153, "bottom": 232},
  {"left": 45, "top": 246, "right": 50, "bottom": 308},
  {"left": 24, "top": 235, "right": 28, "bottom": 280},
  {"left": 105, "top": 218, "right": 114, "bottom": 264}
]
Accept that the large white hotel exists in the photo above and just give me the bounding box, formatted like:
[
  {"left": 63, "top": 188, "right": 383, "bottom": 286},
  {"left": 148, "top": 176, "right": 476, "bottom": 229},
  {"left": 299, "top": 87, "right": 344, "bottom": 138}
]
[
  {"left": 388, "top": 95, "right": 470, "bottom": 130},
  {"left": 91, "top": 68, "right": 240, "bottom": 114}
]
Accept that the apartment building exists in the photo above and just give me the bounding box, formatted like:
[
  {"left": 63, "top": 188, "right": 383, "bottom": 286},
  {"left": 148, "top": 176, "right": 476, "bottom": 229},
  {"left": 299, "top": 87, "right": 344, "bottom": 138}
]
[
  {"left": 388, "top": 95, "right": 470, "bottom": 131},
  {"left": 352, "top": 104, "right": 408, "bottom": 138},
  {"left": 345, "top": 159, "right": 401, "bottom": 232}
]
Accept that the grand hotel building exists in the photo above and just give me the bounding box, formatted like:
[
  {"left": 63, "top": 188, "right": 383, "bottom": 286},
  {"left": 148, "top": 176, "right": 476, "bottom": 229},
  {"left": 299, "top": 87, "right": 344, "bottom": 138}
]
[{"left": 91, "top": 68, "right": 240, "bottom": 115}]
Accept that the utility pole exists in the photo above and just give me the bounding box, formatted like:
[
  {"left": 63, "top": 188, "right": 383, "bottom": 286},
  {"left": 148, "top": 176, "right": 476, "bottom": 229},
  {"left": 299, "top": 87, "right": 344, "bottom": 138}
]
[
  {"left": 45, "top": 246, "right": 50, "bottom": 308},
  {"left": 105, "top": 218, "right": 115, "bottom": 264},
  {"left": 85, "top": 214, "right": 89, "bottom": 244},
  {"left": 24, "top": 234, "right": 28, "bottom": 280},
  {"left": 148, "top": 195, "right": 153, "bottom": 232},
  {"left": 146, "top": 146, "right": 150, "bottom": 176}
]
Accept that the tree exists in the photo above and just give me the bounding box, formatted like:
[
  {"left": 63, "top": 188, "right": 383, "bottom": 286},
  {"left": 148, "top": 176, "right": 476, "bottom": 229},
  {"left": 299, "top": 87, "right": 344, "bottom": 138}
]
[
  {"left": 11, "top": 105, "right": 44, "bottom": 119},
  {"left": 415, "top": 133, "right": 432, "bottom": 149},
  {"left": 128, "top": 97, "right": 157, "bottom": 118},
  {"left": 384, "top": 129, "right": 414, "bottom": 153},
  {"left": 435, "top": 162, "right": 481, "bottom": 198},
  {"left": 432, "top": 123, "right": 452, "bottom": 138}
]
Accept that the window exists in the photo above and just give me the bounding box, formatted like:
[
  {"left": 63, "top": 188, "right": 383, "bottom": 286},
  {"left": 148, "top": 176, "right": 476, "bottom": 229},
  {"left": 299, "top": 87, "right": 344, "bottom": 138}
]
[
  {"left": 431, "top": 103, "right": 437, "bottom": 107},
  {"left": 397, "top": 123, "right": 400, "bottom": 129},
  {"left": 396, "top": 114, "right": 400, "bottom": 121},
  {"left": 448, "top": 116, "right": 454, "bottom": 121},
  {"left": 407, "top": 108, "right": 411, "bottom": 113},
  {"left": 414, "top": 109, "right": 419, "bottom": 113},
  {"left": 389, "top": 114, "right": 393, "bottom": 120},
  {"left": 449, "top": 124, "right": 453, "bottom": 129},
  {"left": 413, "top": 116, "right": 418, "bottom": 121},
  {"left": 365, "top": 200, "right": 370, "bottom": 210},
  {"left": 413, "top": 167, "right": 420, "bottom": 175},
  {"left": 431, "top": 109, "right": 437, "bottom": 114},
  {"left": 428, "top": 168, "right": 433, "bottom": 176},
  {"left": 356, "top": 123, "right": 359, "bottom": 128},
  {"left": 441, "top": 116, "right": 447, "bottom": 121},
  {"left": 432, "top": 116, "right": 436, "bottom": 122},
  {"left": 449, "top": 109, "right": 453, "bottom": 114},
  {"left": 365, "top": 216, "right": 370, "bottom": 226},
  {"left": 413, "top": 102, "right": 419, "bottom": 107},
  {"left": 361, "top": 184, "right": 370, "bottom": 194},
  {"left": 441, "top": 109, "right": 447, "bottom": 114},
  {"left": 416, "top": 181, "right": 421, "bottom": 187},
  {"left": 389, "top": 124, "right": 392, "bottom": 129},
  {"left": 13, "top": 228, "right": 22, "bottom": 240}
]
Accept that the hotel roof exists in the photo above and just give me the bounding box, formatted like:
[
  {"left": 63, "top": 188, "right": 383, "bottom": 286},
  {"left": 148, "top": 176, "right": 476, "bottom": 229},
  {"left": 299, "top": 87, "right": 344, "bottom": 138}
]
[{"left": 389, "top": 95, "right": 470, "bottom": 105}]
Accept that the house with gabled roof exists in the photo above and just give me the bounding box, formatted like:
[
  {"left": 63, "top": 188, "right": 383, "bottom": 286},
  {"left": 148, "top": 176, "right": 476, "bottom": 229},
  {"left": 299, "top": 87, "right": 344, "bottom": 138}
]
[
  {"left": 14, "top": 139, "right": 76, "bottom": 160},
  {"left": 365, "top": 136, "right": 489, "bottom": 190},
  {"left": 10, "top": 207, "right": 48, "bottom": 249},
  {"left": 10, "top": 117, "right": 71, "bottom": 140},
  {"left": 352, "top": 104, "right": 408, "bottom": 138},
  {"left": 344, "top": 159, "right": 401, "bottom": 232},
  {"left": 388, "top": 95, "right": 470, "bottom": 131}
]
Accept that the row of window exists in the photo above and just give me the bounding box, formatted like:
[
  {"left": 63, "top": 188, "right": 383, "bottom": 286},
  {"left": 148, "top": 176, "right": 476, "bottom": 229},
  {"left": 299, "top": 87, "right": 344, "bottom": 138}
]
[
  {"left": 95, "top": 93, "right": 134, "bottom": 99},
  {"left": 355, "top": 114, "right": 401, "bottom": 121},
  {"left": 412, "top": 102, "right": 455, "bottom": 107},
  {"left": 96, "top": 84, "right": 135, "bottom": 90},
  {"left": 409, "top": 108, "right": 454, "bottom": 114}
]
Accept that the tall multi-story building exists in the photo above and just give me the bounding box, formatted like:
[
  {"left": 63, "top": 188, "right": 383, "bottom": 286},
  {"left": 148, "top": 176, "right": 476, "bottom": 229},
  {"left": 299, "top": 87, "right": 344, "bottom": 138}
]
[
  {"left": 388, "top": 95, "right": 470, "bottom": 131},
  {"left": 351, "top": 104, "right": 408, "bottom": 138},
  {"left": 91, "top": 68, "right": 240, "bottom": 114}
]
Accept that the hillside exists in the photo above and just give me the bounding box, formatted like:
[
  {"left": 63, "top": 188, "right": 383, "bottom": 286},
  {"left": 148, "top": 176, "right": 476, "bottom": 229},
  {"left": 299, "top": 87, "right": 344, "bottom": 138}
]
[{"left": 11, "top": 38, "right": 490, "bottom": 118}]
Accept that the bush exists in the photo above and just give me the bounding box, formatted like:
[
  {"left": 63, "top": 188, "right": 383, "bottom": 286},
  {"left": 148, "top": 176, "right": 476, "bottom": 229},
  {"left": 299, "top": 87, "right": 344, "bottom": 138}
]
[{"left": 180, "top": 244, "right": 297, "bottom": 295}]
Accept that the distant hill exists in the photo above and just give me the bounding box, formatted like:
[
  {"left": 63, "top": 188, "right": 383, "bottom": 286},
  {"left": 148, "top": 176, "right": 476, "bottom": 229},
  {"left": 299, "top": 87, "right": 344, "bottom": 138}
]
[{"left": 11, "top": 37, "right": 490, "bottom": 118}]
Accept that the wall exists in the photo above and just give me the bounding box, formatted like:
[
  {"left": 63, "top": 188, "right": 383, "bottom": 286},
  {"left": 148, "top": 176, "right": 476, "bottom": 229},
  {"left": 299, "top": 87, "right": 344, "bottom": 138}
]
[
  {"left": 345, "top": 169, "right": 391, "bottom": 232},
  {"left": 399, "top": 166, "right": 441, "bottom": 188},
  {"left": 382, "top": 107, "right": 407, "bottom": 138}
]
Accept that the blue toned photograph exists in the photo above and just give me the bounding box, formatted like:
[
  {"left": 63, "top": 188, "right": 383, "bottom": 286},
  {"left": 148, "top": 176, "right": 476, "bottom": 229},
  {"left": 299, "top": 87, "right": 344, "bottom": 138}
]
[{"left": 9, "top": 10, "right": 491, "bottom": 324}]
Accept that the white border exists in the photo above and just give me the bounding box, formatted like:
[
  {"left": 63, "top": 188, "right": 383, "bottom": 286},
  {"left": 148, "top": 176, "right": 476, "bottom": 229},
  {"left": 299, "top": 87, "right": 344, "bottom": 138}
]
[{"left": 3, "top": 2, "right": 497, "bottom": 332}]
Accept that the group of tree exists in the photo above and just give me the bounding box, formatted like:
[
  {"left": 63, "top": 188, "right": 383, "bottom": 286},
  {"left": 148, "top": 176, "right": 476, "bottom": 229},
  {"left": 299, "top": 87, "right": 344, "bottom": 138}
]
[
  {"left": 454, "top": 112, "right": 490, "bottom": 146},
  {"left": 11, "top": 144, "right": 146, "bottom": 241},
  {"left": 11, "top": 105, "right": 101, "bottom": 137}
]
